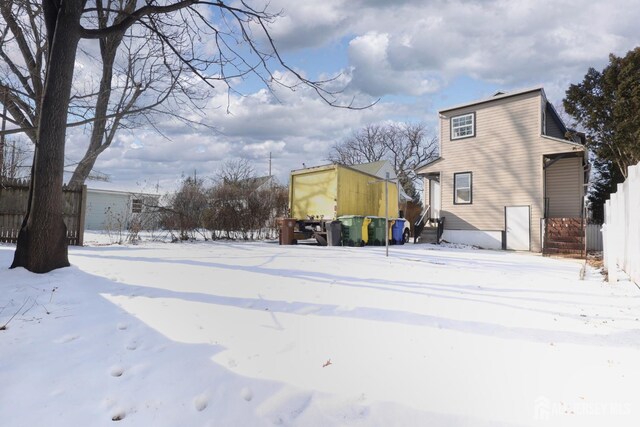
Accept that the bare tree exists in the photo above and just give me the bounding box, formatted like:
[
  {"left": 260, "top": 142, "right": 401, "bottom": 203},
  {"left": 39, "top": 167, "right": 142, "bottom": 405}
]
[
  {"left": 327, "top": 122, "right": 438, "bottom": 202},
  {"left": 162, "top": 175, "right": 208, "bottom": 241},
  {"left": 7, "top": 0, "right": 366, "bottom": 273},
  {"left": 327, "top": 124, "right": 387, "bottom": 166},
  {"left": 215, "top": 158, "right": 255, "bottom": 185},
  {"left": 0, "top": 0, "right": 202, "bottom": 188},
  {"left": 0, "top": 0, "right": 44, "bottom": 144},
  {"left": 1, "top": 137, "right": 31, "bottom": 179},
  {"left": 206, "top": 176, "right": 288, "bottom": 241}
]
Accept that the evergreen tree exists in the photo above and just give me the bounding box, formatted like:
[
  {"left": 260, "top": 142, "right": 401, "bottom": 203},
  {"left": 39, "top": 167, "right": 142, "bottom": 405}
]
[{"left": 564, "top": 47, "right": 640, "bottom": 222}]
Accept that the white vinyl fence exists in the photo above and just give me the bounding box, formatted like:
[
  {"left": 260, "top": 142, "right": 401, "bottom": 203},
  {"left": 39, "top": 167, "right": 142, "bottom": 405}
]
[{"left": 603, "top": 162, "right": 640, "bottom": 284}]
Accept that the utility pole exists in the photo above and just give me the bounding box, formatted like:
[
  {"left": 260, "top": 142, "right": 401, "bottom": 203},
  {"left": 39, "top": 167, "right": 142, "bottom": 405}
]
[
  {"left": 369, "top": 172, "right": 394, "bottom": 257},
  {"left": 385, "top": 172, "right": 389, "bottom": 257},
  {"left": 9, "top": 143, "right": 16, "bottom": 178},
  {"left": 0, "top": 92, "right": 6, "bottom": 177}
]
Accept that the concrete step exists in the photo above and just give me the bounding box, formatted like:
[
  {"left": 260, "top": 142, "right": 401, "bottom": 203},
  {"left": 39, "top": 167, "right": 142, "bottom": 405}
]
[
  {"left": 546, "top": 235, "right": 584, "bottom": 243},
  {"left": 547, "top": 232, "right": 584, "bottom": 240},
  {"left": 420, "top": 228, "right": 438, "bottom": 235},
  {"left": 416, "top": 227, "right": 438, "bottom": 244},
  {"left": 543, "top": 247, "right": 585, "bottom": 258},
  {"left": 545, "top": 241, "right": 584, "bottom": 251}
]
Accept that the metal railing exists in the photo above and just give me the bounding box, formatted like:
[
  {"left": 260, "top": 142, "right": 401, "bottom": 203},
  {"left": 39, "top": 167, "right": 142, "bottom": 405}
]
[{"left": 415, "top": 204, "right": 431, "bottom": 227}]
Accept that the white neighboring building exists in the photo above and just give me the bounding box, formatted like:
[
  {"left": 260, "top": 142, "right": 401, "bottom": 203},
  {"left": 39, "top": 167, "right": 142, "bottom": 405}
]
[{"left": 85, "top": 188, "right": 160, "bottom": 230}]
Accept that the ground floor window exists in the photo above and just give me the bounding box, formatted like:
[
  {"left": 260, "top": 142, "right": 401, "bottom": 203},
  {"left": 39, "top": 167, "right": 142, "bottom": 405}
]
[
  {"left": 131, "top": 199, "right": 143, "bottom": 213},
  {"left": 454, "top": 172, "right": 472, "bottom": 204}
]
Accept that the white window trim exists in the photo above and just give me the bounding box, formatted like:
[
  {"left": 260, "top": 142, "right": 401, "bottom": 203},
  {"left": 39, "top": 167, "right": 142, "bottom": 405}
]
[
  {"left": 131, "top": 198, "right": 143, "bottom": 214},
  {"left": 451, "top": 112, "right": 475, "bottom": 140}
]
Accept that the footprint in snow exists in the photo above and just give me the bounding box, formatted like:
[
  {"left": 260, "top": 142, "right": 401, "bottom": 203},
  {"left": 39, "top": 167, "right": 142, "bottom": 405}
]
[
  {"left": 116, "top": 323, "right": 128, "bottom": 331},
  {"left": 240, "top": 387, "right": 253, "bottom": 402},
  {"left": 126, "top": 341, "right": 138, "bottom": 351},
  {"left": 110, "top": 366, "right": 124, "bottom": 377},
  {"left": 54, "top": 334, "right": 79, "bottom": 344},
  {"left": 194, "top": 394, "right": 209, "bottom": 412},
  {"left": 111, "top": 408, "right": 126, "bottom": 421}
]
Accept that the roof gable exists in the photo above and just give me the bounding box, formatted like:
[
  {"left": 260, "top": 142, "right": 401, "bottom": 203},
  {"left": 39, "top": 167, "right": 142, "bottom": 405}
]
[{"left": 439, "top": 86, "right": 544, "bottom": 114}]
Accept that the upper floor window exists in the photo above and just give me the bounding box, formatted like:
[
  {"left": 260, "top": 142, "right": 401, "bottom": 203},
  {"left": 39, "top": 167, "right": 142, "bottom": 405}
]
[
  {"left": 451, "top": 113, "right": 475, "bottom": 139},
  {"left": 454, "top": 172, "right": 472, "bottom": 204}
]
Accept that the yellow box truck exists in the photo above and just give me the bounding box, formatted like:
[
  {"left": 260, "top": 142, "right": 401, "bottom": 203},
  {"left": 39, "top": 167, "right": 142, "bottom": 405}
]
[{"left": 288, "top": 164, "right": 409, "bottom": 245}]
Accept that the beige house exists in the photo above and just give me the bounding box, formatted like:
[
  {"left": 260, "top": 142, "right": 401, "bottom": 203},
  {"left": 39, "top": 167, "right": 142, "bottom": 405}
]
[{"left": 416, "top": 87, "right": 588, "bottom": 253}]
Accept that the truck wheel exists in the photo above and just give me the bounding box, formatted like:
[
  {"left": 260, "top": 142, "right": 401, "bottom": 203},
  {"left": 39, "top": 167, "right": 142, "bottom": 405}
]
[{"left": 402, "top": 229, "right": 410, "bottom": 244}]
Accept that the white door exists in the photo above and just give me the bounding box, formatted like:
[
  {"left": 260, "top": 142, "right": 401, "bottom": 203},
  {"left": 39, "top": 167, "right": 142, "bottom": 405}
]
[
  {"left": 430, "top": 179, "right": 441, "bottom": 219},
  {"left": 505, "top": 206, "right": 530, "bottom": 250}
]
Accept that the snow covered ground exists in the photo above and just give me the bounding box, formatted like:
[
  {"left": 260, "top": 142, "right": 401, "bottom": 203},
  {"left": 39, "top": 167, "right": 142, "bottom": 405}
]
[{"left": 1, "top": 234, "right": 639, "bottom": 427}]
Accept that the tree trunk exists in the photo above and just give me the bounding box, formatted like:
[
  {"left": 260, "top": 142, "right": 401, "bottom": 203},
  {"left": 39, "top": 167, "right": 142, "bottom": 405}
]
[
  {"left": 11, "top": 0, "right": 84, "bottom": 273},
  {"left": 67, "top": 34, "right": 119, "bottom": 188}
]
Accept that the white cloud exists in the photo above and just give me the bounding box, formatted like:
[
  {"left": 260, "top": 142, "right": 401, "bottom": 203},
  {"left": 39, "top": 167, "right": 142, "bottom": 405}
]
[
  {"left": 347, "top": 32, "right": 441, "bottom": 97},
  {"left": 265, "top": 0, "right": 639, "bottom": 95},
  {"left": 248, "top": 0, "right": 350, "bottom": 50}
]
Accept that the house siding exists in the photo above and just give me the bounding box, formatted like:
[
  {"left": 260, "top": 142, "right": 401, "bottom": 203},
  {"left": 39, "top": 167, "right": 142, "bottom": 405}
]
[
  {"left": 545, "top": 104, "right": 566, "bottom": 139},
  {"left": 439, "top": 92, "right": 543, "bottom": 249},
  {"left": 85, "top": 190, "right": 160, "bottom": 230},
  {"left": 424, "top": 90, "right": 584, "bottom": 251},
  {"left": 85, "top": 191, "right": 131, "bottom": 230},
  {"left": 545, "top": 157, "right": 584, "bottom": 217}
]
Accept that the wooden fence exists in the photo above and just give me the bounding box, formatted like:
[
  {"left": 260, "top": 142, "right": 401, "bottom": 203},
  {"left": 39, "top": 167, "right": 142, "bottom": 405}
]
[
  {"left": 0, "top": 178, "right": 86, "bottom": 246},
  {"left": 603, "top": 162, "right": 640, "bottom": 285}
]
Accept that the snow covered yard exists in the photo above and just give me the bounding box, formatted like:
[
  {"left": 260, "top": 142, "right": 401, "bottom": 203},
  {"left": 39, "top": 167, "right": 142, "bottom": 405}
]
[{"left": 1, "top": 238, "right": 639, "bottom": 427}]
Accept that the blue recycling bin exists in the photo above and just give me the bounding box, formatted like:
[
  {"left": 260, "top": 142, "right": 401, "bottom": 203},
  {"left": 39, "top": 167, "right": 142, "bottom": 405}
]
[{"left": 391, "top": 219, "right": 406, "bottom": 245}]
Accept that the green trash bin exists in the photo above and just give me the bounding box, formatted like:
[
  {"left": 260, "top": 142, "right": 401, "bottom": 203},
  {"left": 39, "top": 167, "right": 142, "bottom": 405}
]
[
  {"left": 367, "top": 216, "right": 386, "bottom": 246},
  {"left": 337, "top": 215, "right": 365, "bottom": 247}
]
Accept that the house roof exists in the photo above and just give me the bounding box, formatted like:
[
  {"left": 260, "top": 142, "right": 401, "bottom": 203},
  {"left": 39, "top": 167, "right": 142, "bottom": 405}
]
[
  {"left": 416, "top": 157, "right": 442, "bottom": 169},
  {"left": 439, "top": 86, "right": 545, "bottom": 114},
  {"left": 87, "top": 188, "right": 160, "bottom": 198},
  {"left": 349, "top": 161, "right": 389, "bottom": 176},
  {"left": 236, "top": 175, "right": 273, "bottom": 190},
  {"left": 415, "top": 157, "right": 445, "bottom": 175}
]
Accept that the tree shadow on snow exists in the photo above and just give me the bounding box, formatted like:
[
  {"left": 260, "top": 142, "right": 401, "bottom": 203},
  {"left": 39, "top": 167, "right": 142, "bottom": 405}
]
[{"left": 68, "top": 250, "right": 640, "bottom": 349}]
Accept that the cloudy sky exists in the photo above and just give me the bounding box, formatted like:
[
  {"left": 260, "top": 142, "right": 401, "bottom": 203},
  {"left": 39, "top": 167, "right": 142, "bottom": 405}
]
[{"left": 64, "top": 0, "right": 640, "bottom": 193}]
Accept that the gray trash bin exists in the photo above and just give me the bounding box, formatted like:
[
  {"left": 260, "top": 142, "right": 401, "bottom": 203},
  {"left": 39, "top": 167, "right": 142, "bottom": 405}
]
[{"left": 327, "top": 221, "right": 342, "bottom": 246}]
